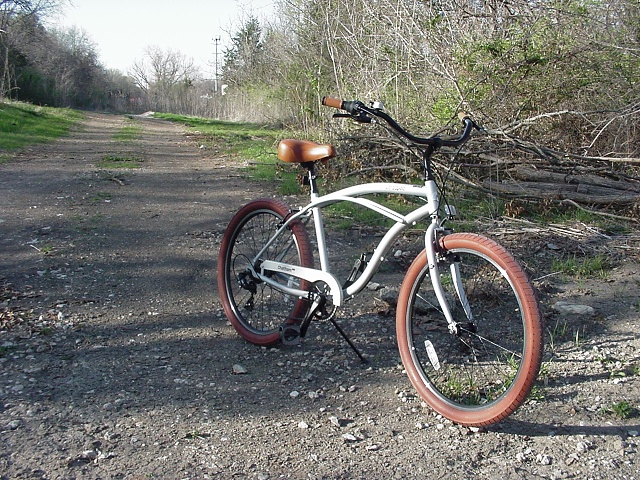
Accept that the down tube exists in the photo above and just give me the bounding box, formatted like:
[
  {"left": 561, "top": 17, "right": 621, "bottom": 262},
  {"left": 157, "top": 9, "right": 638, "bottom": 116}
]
[
  {"left": 338, "top": 200, "right": 436, "bottom": 298},
  {"left": 343, "top": 220, "right": 412, "bottom": 298}
]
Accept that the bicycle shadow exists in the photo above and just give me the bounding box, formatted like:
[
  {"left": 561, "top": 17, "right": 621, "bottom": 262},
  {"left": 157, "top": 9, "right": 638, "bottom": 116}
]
[
  {"left": 492, "top": 419, "right": 639, "bottom": 438},
  {"left": 486, "top": 362, "right": 640, "bottom": 439}
]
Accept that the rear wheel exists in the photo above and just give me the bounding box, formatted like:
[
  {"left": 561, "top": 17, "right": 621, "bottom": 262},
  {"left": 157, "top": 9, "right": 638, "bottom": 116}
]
[
  {"left": 396, "top": 233, "right": 543, "bottom": 426},
  {"left": 217, "top": 199, "right": 314, "bottom": 345}
]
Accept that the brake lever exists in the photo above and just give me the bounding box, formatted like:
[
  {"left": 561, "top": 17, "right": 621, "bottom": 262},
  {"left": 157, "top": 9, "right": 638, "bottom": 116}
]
[
  {"left": 332, "top": 112, "right": 372, "bottom": 123},
  {"left": 355, "top": 114, "right": 372, "bottom": 123}
]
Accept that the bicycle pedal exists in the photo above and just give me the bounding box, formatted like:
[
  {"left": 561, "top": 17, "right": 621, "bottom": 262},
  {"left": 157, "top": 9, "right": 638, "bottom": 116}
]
[{"left": 279, "top": 324, "right": 302, "bottom": 345}]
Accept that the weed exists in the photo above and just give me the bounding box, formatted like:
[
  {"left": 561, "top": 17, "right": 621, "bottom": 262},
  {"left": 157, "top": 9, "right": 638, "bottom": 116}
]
[
  {"left": 551, "top": 254, "right": 612, "bottom": 278},
  {"left": 547, "top": 319, "right": 568, "bottom": 351},
  {"left": 98, "top": 155, "right": 142, "bottom": 169},
  {"left": 39, "top": 245, "right": 54, "bottom": 255},
  {"left": 90, "top": 192, "right": 113, "bottom": 204},
  {"left": 113, "top": 123, "right": 143, "bottom": 143},
  {"left": 461, "top": 196, "right": 506, "bottom": 221},
  {"left": 547, "top": 319, "right": 587, "bottom": 352},
  {"left": 534, "top": 361, "right": 552, "bottom": 394},
  {"left": 573, "top": 325, "right": 587, "bottom": 347},
  {"left": 71, "top": 213, "right": 104, "bottom": 232},
  {"left": 603, "top": 401, "right": 637, "bottom": 419}
]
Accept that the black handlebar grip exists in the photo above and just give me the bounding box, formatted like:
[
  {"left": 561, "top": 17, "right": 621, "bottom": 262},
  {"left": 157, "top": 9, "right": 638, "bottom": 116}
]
[{"left": 341, "top": 100, "right": 362, "bottom": 115}]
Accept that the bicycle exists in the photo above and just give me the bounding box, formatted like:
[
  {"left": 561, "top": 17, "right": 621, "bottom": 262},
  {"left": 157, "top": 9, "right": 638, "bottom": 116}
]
[{"left": 217, "top": 97, "right": 544, "bottom": 427}]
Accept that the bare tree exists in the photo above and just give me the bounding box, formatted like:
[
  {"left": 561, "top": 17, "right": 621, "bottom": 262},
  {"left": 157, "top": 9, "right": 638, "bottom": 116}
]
[
  {"left": 130, "top": 46, "right": 200, "bottom": 113},
  {"left": 0, "top": 0, "right": 64, "bottom": 98}
]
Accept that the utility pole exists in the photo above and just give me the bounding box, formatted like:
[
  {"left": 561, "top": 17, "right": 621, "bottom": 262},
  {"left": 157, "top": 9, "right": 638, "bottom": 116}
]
[{"left": 213, "top": 36, "right": 221, "bottom": 94}]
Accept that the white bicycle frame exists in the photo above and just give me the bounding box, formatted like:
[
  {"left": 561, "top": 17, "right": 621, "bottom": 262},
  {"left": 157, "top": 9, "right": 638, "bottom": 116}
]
[{"left": 250, "top": 176, "right": 470, "bottom": 331}]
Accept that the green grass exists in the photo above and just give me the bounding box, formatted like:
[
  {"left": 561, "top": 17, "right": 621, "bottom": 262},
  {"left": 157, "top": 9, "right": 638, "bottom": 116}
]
[
  {"left": 456, "top": 196, "right": 506, "bottom": 222},
  {"left": 449, "top": 193, "right": 631, "bottom": 237},
  {"left": 0, "top": 345, "right": 12, "bottom": 357},
  {"left": 0, "top": 101, "right": 83, "bottom": 156},
  {"left": 90, "top": 192, "right": 113, "bottom": 204},
  {"left": 71, "top": 213, "right": 103, "bottom": 233},
  {"left": 602, "top": 401, "right": 637, "bottom": 419},
  {"left": 436, "top": 190, "right": 507, "bottom": 232},
  {"left": 113, "top": 121, "right": 143, "bottom": 143},
  {"left": 97, "top": 155, "right": 143, "bottom": 169},
  {"left": 153, "top": 112, "right": 300, "bottom": 194},
  {"left": 551, "top": 254, "right": 612, "bottom": 278},
  {"left": 39, "top": 244, "right": 54, "bottom": 255},
  {"left": 546, "top": 318, "right": 587, "bottom": 352}
]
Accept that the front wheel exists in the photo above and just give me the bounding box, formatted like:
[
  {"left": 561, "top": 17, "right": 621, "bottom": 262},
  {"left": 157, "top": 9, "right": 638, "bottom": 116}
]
[
  {"left": 396, "top": 233, "right": 543, "bottom": 426},
  {"left": 217, "top": 199, "right": 314, "bottom": 345}
]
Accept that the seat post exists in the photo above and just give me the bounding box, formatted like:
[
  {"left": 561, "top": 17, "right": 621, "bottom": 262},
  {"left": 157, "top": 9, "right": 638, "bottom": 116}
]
[
  {"left": 303, "top": 161, "right": 320, "bottom": 196},
  {"left": 302, "top": 161, "right": 330, "bottom": 271}
]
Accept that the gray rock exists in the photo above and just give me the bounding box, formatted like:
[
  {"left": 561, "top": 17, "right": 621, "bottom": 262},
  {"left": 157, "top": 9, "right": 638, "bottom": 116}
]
[{"left": 552, "top": 301, "right": 595, "bottom": 316}]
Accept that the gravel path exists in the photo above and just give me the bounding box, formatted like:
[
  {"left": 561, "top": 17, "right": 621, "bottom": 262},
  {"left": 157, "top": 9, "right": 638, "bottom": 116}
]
[{"left": 1, "top": 112, "right": 639, "bottom": 479}]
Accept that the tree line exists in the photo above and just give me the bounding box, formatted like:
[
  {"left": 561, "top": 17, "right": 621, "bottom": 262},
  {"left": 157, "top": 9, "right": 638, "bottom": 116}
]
[
  {"left": 1, "top": 0, "right": 134, "bottom": 109},
  {"left": 222, "top": 0, "right": 639, "bottom": 161},
  {"left": 2, "top": 0, "right": 639, "bottom": 166},
  {"left": 219, "top": 0, "right": 640, "bottom": 215}
]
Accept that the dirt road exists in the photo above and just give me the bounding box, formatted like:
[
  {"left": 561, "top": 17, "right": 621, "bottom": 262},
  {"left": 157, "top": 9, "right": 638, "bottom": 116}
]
[{"left": 1, "top": 112, "right": 639, "bottom": 479}]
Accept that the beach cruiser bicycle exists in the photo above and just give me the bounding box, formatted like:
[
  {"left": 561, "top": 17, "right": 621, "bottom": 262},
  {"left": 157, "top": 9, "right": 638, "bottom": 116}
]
[{"left": 217, "top": 97, "right": 543, "bottom": 426}]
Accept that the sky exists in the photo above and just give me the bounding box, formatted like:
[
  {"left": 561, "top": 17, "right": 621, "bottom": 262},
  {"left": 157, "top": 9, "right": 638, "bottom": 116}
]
[{"left": 53, "top": 0, "right": 275, "bottom": 77}]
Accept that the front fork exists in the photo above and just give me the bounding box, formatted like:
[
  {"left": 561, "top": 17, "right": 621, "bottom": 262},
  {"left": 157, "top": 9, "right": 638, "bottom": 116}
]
[{"left": 424, "top": 222, "right": 474, "bottom": 335}]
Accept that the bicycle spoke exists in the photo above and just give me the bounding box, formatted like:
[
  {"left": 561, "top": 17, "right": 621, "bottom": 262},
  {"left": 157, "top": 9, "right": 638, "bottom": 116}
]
[
  {"left": 459, "top": 326, "right": 523, "bottom": 360},
  {"left": 398, "top": 235, "right": 542, "bottom": 424},
  {"left": 218, "top": 199, "right": 314, "bottom": 345}
]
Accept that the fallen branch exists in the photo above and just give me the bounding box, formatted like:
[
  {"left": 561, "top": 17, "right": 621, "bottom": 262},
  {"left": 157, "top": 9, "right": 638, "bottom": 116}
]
[
  {"left": 484, "top": 179, "right": 640, "bottom": 205},
  {"left": 560, "top": 199, "right": 640, "bottom": 223}
]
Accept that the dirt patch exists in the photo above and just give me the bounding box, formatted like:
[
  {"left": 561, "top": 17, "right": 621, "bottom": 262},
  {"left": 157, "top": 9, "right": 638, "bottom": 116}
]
[{"left": 1, "top": 112, "right": 639, "bottom": 479}]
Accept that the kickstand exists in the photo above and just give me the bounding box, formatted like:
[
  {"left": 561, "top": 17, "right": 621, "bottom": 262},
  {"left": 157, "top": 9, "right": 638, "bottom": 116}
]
[{"left": 329, "top": 317, "right": 367, "bottom": 363}]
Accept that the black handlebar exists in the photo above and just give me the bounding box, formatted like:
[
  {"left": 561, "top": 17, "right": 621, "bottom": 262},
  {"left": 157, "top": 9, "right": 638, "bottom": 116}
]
[{"left": 322, "top": 96, "right": 477, "bottom": 148}]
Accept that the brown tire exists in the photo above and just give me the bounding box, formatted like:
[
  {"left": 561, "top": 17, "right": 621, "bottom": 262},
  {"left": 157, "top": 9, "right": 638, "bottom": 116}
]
[
  {"left": 217, "top": 199, "right": 314, "bottom": 345},
  {"left": 396, "top": 233, "right": 543, "bottom": 426}
]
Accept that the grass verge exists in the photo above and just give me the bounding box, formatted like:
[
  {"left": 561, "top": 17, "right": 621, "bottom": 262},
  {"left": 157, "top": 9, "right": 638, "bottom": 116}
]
[
  {"left": 0, "top": 101, "right": 83, "bottom": 158},
  {"left": 153, "top": 113, "right": 300, "bottom": 194}
]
